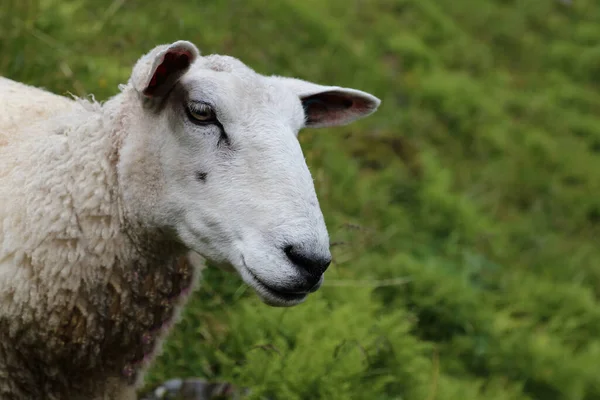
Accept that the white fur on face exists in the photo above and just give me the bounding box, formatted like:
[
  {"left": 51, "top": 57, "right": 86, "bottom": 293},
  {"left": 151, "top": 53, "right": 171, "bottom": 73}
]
[{"left": 120, "top": 46, "right": 379, "bottom": 307}]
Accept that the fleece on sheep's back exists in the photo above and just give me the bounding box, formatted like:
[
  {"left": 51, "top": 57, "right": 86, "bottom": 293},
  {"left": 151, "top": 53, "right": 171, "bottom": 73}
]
[{"left": 0, "top": 77, "right": 76, "bottom": 145}]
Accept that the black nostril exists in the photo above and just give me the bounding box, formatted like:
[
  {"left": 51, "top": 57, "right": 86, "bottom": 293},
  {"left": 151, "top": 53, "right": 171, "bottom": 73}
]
[{"left": 284, "top": 245, "right": 332, "bottom": 277}]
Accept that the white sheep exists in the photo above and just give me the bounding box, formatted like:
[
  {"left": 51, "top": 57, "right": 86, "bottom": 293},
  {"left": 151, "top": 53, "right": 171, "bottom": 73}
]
[{"left": 0, "top": 40, "right": 380, "bottom": 400}]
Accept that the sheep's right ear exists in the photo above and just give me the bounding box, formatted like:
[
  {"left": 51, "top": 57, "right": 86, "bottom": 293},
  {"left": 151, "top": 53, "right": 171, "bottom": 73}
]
[
  {"left": 272, "top": 76, "right": 381, "bottom": 128},
  {"left": 130, "top": 41, "right": 200, "bottom": 98}
]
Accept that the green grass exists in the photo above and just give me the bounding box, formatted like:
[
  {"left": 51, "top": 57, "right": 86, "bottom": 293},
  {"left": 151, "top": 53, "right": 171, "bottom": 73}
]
[{"left": 2, "top": 0, "right": 600, "bottom": 399}]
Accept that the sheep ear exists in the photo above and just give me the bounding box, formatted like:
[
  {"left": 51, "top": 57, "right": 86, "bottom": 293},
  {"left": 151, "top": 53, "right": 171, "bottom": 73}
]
[
  {"left": 131, "top": 41, "right": 200, "bottom": 98},
  {"left": 274, "top": 77, "right": 381, "bottom": 128}
]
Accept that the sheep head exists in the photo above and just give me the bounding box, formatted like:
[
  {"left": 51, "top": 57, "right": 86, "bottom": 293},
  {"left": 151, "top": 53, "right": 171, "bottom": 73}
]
[{"left": 118, "top": 41, "right": 380, "bottom": 307}]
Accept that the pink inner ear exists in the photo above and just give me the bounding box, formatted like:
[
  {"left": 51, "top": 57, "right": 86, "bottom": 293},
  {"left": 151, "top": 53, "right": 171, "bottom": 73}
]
[
  {"left": 302, "top": 91, "right": 377, "bottom": 126},
  {"left": 301, "top": 92, "right": 353, "bottom": 125},
  {"left": 144, "top": 50, "right": 193, "bottom": 96}
]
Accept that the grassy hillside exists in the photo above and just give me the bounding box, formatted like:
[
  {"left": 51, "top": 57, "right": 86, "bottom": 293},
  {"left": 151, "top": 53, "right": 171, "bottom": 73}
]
[{"left": 2, "top": 0, "right": 600, "bottom": 399}]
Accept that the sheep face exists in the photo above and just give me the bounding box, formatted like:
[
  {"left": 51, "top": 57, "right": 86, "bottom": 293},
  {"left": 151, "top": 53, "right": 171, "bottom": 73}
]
[{"left": 121, "top": 41, "right": 380, "bottom": 307}]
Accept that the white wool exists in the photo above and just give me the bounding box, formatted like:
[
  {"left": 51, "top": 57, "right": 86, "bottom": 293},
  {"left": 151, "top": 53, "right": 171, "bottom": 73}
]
[{"left": 0, "top": 40, "right": 380, "bottom": 399}]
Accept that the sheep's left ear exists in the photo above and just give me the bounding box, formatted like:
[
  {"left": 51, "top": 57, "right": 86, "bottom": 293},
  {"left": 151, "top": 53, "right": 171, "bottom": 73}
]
[
  {"left": 130, "top": 40, "right": 200, "bottom": 98},
  {"left": 274, "top": 77, "right": 381, "bottom": 128}
]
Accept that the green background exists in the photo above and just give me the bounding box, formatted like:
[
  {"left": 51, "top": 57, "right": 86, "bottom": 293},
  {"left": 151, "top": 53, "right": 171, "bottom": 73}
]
[{"left": 2, "top": 0, "right": 599, "bottom": 399}]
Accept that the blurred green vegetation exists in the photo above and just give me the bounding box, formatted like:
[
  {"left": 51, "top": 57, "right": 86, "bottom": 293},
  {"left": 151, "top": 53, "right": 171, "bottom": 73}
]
[{"left": 2, "top": 0, "right": 600, "bottom": 399}]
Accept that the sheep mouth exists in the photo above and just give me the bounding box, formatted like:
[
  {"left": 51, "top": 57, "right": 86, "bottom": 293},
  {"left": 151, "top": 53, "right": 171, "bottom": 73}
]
[
  {"left": 253, "top": 276, "right": 308, "bottom": 306},
  {"left": 240, "top": 262, "right": 308, "bottom": 307}
]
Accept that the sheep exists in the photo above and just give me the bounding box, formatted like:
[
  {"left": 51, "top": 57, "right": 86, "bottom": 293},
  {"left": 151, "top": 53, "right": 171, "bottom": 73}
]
[{"left": 0, "top": 40, "right": 380, "bottom": 400}]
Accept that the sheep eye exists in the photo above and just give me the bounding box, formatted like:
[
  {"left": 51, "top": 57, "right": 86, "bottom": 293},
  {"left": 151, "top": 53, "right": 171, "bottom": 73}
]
[{"left": 186, "top": 102, "right": 216, "bottom": 124}]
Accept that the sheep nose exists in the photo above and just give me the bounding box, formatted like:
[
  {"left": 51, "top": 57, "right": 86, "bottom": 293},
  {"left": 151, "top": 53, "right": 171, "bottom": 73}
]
[{"left": 284, "top": 244, "right": 332, "bottom": 279}]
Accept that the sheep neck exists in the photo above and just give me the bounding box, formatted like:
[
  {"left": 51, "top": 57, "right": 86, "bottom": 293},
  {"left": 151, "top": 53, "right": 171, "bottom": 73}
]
[{"left": 1, "top": 93, "right": 197, "bottom": 398}]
